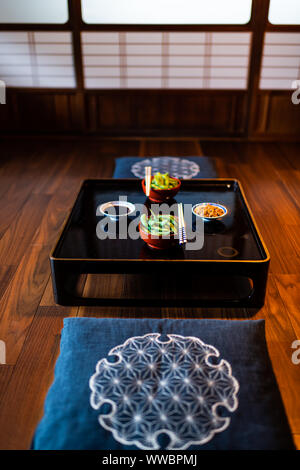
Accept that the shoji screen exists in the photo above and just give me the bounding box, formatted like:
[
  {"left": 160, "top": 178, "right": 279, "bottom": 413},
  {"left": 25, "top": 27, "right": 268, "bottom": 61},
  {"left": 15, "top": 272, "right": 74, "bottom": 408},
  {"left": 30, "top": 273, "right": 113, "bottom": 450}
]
[
  {"left": 260, "top": 33, "right": 300, "bottom": 89},
  {"left": 0, "top": 32, "right": 75, "bottom": 88},
  {"left": 268, "top": 0, "right": 300, "bottom": 25},
  {"left": 82, "top": 0, "right": 252, "bottom": 25},
  {"left": 82, "top": 32, "right": 251, "bottom": 89},
  {"left": 0, "top": 0, "right": 68, "bottom": 24}
]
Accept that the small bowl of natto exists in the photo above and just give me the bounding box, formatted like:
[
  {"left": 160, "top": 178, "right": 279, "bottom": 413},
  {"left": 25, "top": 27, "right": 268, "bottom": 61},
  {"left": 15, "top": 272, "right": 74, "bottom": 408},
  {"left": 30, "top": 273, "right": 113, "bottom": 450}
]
[{"left": 192, "top": 202, "right": 227, "bottom": 222}]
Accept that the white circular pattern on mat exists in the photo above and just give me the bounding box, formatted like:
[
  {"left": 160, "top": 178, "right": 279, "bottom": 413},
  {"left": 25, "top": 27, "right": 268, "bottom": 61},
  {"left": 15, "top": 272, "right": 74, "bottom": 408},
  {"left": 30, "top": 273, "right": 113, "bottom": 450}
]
[
  {"left": 89, "top": 333, "right": 239, "bottom": 450},
  {"left": 131, "top": 157, "right": 200, "bottom": 179}
]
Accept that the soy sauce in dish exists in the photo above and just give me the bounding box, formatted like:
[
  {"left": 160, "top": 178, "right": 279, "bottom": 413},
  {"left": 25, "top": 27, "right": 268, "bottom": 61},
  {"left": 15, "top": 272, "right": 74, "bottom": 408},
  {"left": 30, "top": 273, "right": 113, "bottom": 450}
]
[{"left": 104, "top": 204, "right": 130, "bottom": 216}]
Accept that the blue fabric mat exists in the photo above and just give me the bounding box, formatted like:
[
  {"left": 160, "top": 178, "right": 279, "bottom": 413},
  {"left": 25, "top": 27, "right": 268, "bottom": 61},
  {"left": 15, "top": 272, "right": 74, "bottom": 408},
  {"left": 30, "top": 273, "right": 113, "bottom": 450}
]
[
  {"left": 113, "top": 156, "right": 218, "bottom": 179},
  {"left": 32, "top": 318, "right": 294, "bottom": 450}
]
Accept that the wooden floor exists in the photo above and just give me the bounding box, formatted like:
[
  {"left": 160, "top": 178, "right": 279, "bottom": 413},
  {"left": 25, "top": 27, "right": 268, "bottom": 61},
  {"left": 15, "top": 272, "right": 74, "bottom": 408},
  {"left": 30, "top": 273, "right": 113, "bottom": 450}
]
[{"left": 0, "top": 138, "right": 299, "bottom": 450}]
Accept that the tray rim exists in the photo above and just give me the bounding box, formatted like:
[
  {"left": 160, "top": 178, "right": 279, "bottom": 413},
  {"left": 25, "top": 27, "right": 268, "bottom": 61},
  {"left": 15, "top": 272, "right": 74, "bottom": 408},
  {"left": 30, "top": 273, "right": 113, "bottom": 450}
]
[{"left": 50, "top": 178, "right": 270, "bottom": 264}]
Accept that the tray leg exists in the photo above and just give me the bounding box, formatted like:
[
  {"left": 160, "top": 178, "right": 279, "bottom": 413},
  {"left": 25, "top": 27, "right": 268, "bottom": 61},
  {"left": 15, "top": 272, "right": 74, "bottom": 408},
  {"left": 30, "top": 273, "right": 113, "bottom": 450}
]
[
  {"left": 242, "top": 263, "right": 269, "bottom": 309},
  {"left": 51, "top": 261, "right": 82, "bottom": 306}
]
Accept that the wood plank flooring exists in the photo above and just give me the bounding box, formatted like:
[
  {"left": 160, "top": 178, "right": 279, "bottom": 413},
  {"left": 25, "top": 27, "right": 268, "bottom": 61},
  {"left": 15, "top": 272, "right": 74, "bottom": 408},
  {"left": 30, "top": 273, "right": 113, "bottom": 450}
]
[{"left": 0, "top": 138, "right": 299, "bottom": 449}]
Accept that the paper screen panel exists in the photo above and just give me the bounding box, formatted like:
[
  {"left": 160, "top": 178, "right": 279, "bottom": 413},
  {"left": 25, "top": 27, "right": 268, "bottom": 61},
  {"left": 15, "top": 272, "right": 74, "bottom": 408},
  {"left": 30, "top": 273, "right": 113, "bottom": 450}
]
[
  {"left": 82, "top": 32, "right": 251, "bottom": 89},
  {"left": 0, "top": 32, "right": 75, "bottom": 88},
  {"left": 0, "top": 0, "right": 68, "bottom": 24},
  {"left": 269, "top": 0, "right": 300, "bottom": 25},
  {"left": 260, "top": 33, "right": 300, "bottom": 89},
  {"left": 81, "top": 0, "right": 252, "bottom": 25}
]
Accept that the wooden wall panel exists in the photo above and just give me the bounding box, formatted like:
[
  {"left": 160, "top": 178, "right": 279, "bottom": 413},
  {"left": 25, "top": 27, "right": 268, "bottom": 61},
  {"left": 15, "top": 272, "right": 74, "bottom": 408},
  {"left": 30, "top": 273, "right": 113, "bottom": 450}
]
[
  {"left": 253, "top": 92, "right": 300, "bottom": 138},
  {"left": 0, "top": 91, "right": 83, "bottom": 133},
  {"left": 1, "top": 89, "right": 299, "bottom": 139},
  {"left": 85, "top": 90, "right": 247, "bottom": 136},
  {"left": 267, "top": 95, "right": 300, "bottom": 135}
]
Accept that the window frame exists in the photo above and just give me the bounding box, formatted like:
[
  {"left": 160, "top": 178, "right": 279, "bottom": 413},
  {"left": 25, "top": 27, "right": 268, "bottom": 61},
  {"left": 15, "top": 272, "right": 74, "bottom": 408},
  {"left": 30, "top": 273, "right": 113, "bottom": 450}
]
[{"left": 0, "top": 0, "right": 298, "bottom": 108}]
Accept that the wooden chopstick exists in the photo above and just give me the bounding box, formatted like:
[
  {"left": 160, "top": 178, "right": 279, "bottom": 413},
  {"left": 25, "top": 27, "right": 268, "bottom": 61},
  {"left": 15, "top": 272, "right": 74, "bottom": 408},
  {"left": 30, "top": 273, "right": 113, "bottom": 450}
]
[
  {"left": 145, "top": 166, "right": 151, "bottom": 197},
  {"left": 178, "top": 203, "right": 187, "bottom": 245}
]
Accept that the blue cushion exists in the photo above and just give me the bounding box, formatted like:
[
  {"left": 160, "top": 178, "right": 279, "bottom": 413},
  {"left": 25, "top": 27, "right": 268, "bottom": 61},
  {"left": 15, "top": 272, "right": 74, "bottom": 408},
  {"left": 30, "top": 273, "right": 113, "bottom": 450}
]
[
  {"left": 32, "top": 318, "right": 294, "bottom": 450},
  {"left": 113, "top": 156, "right": 218, "bottom": 179}
]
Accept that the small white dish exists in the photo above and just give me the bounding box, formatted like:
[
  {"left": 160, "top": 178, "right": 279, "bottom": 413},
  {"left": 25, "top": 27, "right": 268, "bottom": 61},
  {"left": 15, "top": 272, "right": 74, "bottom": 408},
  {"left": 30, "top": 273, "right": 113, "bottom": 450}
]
[
  {"left": 192, "top": 202, "right": 228, "bottom": 222},
  {"left": 98, "top": 201, "right": 135, "bottom": 221}
]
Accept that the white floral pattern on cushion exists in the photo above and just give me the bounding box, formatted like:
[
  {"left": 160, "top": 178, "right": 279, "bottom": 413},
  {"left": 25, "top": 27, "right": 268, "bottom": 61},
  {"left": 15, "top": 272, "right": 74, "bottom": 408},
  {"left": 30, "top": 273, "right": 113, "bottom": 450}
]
[
  {"left": 131, "top": 157, "right": 200, "bottom": 179},
  {"left": 89, "top": 333, "right": 239, "bottom": 450}
]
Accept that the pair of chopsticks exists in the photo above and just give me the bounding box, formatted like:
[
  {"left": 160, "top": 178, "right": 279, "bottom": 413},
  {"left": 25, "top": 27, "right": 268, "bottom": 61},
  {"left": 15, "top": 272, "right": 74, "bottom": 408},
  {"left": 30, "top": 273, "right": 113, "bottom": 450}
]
[
  {"left": 145, "top": 166, "right": 152, "bottom": 197},
  {"left": 178, "top": 203, "right": 187, "bottom": 245}
]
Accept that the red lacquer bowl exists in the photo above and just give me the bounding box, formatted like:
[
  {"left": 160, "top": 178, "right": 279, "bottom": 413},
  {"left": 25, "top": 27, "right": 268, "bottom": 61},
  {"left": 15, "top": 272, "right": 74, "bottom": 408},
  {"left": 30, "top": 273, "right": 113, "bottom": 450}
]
[
  {"left": 139, "top": 220, "right": 179, "bottom": 250},
  {"left": 142, "top": 176, "right": 181, "bottom": 203}
]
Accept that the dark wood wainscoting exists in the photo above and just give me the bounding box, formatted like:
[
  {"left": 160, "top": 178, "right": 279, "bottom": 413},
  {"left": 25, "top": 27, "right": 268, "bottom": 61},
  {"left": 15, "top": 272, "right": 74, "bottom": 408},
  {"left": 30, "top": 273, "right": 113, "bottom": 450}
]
[
  {"left": 0, "top": 91, "right": 84, "bottom": 133},
  {"left": 1, "top": 88, "right": 299, "bottom": 139},
  {"left": 253, "top": 91, "right": 300, "bottom": 138},
  {"left": 85, "top": 90, "right": 247, "bottom": 136}
]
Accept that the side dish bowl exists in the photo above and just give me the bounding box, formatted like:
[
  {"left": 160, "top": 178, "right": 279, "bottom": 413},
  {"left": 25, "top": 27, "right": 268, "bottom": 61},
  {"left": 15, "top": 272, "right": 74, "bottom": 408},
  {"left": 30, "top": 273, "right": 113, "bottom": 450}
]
[
  {"left": 139, "top": 213, "right": 179, "bottom": 250},
  {"left": 142, "top": 175, "right": 181, "bottom": 202},
  {"left": 192, "top": 202, "right": 228, "bottom": 222}
]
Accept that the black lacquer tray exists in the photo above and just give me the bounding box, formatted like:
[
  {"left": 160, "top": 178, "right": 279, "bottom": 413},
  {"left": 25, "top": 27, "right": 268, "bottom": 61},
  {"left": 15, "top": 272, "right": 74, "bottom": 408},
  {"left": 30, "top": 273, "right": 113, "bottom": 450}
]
[{"left": 50, "top": 179, "right": 270, "bottom": 308}]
